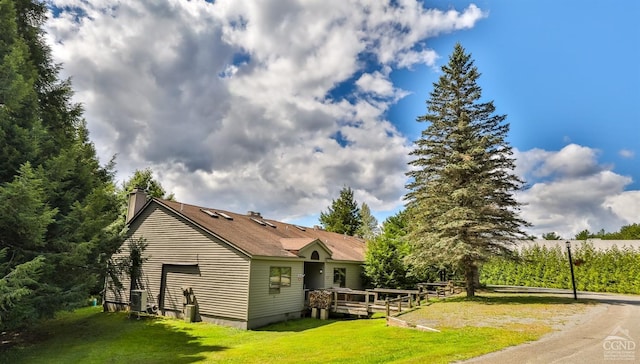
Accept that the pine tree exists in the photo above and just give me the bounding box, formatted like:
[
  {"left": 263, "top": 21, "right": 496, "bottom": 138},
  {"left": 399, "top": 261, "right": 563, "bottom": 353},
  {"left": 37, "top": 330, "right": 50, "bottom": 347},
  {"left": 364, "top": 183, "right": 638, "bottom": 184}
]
[
  {"left": 405, "top": 43, "right": 529, "bottom": 297},
  {"left": 319, "top": 186, "right": 361, "bottom": 236}
]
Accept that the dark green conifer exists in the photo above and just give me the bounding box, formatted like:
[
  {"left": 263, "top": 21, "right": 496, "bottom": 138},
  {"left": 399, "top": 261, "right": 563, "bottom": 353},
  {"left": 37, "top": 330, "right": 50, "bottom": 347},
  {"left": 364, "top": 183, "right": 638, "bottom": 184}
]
[
  {"left": 405, "top": 44, "right": 529, "bottom": 297},
  {"left": 319, "top": 186, "right": 362, "bottom": 236}
]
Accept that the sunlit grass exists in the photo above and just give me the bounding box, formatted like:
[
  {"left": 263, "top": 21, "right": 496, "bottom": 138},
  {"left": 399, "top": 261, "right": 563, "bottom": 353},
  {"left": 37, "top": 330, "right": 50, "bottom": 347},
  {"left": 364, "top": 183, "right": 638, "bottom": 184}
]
[
  {"left": 2, "top": 294, "right": 596, "bottom": 363},
  {"left": 399, "top": 292, "right": 594, "bottom": 330}
]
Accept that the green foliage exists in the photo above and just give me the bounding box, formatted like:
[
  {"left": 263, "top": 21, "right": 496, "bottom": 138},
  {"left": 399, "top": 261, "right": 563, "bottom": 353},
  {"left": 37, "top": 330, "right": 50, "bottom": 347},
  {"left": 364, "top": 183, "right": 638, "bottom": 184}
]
[
  {"left": 0, "top": 163, "right": 57, "bottom": 329},
  {"left": 481, "top": 242, "right": 640, "bottom": 294},
  {"left": 541, "top": 232, "right": 561, "bottom": 240},
  {"left": 364, "top": 222, "right": 410, "bottom": 289},
  {"left": 319, "top": 186, "right": 361, "bottom": 236},
  {"left": 356, "top": 202, "right": 378, "bottom": 240},
  {"left": 0, "top": 0, "right": 43, "bottom": 182},
  {"left": 575, "top": 224, "right": 640, "bottom": 240},
  {"left": 126, "top": 237, "right": 148, "bottom": 291},
  {"left": 405, "top": 43, "right": 529, "bottom": 297},
  {"left": 574, "top": 229, "right": 591, "bottom": 240},
  {"left": 0, "top": 0, "right": 123, "bottom": 330},
  {"left": 602, "top": 224, "right": 640, "bottom": 240},
  {"left": 363, "top": 210, "right": 437, "bottom": 288},
  {"left": 108, "top": 237, "right": 148, "bottom": 293},
  {"left": 121, "top": 168, "right": 174, "bottom": 201}
]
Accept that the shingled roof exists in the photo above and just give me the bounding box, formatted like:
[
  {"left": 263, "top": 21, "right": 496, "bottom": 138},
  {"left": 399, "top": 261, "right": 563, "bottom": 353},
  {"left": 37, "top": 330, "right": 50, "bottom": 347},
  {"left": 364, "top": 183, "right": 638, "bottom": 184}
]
[{"left": 149, "top": 199, "right": 365, "bottom": 262}]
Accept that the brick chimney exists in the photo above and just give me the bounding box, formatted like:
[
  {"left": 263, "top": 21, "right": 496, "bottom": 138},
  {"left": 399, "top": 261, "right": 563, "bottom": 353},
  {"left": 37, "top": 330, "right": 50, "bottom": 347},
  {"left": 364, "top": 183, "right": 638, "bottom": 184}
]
[{"left": 126, "top": 188, "right": 148, "bottom": 223}]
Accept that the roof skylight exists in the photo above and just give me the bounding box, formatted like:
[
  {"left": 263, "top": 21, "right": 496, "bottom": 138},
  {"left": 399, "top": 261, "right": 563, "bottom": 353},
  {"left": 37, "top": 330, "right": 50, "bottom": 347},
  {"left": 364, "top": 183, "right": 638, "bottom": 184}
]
[
  {"left": 200, "top": 209, "right": 219, "bottom": 218},
  {"left": 216, "top": 211, "right": 233, "bottom": 220},
  {"left": 251, "top": 217, "right": 266, "bottom": 226},
  {"left": 294, "top": 225, "right": 306, "bottom": 231}
]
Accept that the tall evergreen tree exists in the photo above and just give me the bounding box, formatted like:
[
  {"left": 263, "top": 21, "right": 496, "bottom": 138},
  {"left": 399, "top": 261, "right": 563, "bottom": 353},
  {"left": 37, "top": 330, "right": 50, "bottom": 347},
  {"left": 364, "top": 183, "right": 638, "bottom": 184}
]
[
  {"left": 319, "top": 186, "right": 361, "bottom": 236},
  {"left": 405, "top": 43, "right": 529, "bottom": 297},
  {"left": 0, "top": 0, "right": 121, "bottom": 329},
  {"left": 0, "top": 0, "right": 44, "bottom": 182}
]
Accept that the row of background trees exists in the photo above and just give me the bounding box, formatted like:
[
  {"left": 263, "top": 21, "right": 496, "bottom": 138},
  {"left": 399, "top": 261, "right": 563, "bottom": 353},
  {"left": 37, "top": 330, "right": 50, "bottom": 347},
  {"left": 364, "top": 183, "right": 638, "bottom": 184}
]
[
  {"left": 542, "top": 224, "right": 640, "bottom": 240},
  {"left": 482, "top": 243, "right": 640, "bottom": 294},
  {"left": 321, "top": 185, "right": 640, "bottom": 293}
]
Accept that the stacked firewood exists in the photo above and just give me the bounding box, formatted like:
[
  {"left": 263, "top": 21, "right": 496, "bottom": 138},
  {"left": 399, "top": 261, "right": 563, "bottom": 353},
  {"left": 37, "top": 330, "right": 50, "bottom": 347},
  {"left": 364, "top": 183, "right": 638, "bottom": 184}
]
[{"left": 308, "top": 290, "right": 332, "bottom": 309}]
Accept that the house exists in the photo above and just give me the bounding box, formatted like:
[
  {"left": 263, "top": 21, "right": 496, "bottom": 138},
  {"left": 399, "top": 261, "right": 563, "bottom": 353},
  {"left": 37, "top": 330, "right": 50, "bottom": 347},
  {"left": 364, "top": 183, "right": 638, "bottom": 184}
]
[{"left": 104, "top": 189, "right": 366, "bottom": 329}]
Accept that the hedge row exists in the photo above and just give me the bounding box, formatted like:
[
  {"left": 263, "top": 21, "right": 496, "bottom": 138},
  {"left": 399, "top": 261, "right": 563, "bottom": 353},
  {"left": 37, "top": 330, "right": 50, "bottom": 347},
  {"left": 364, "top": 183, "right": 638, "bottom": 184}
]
[{"left": 480, "top": 243, "right": 640, "bottom": 294}]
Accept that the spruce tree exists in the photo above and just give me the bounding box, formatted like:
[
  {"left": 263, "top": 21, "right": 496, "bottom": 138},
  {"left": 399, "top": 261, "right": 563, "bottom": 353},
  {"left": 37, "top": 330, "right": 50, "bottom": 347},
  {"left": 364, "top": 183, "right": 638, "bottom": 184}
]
[
  {"left": 319, "top": 186, "right": 362, "bottom": 236},
  {"left": 405, "top": 43, "right": 529, "bottom": 297}
]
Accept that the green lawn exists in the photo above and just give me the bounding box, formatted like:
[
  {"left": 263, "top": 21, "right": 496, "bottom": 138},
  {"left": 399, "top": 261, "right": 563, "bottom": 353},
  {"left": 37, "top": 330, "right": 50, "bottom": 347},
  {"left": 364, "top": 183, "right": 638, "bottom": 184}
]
[{"left": 2, "top": 294, "right": 594, "bottom": 363}]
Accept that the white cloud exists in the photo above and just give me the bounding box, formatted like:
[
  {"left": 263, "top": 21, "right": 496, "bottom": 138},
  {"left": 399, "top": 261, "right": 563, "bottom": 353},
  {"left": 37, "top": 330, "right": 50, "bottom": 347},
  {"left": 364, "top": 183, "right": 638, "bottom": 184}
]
[
  {"left": 396, "top": 49, "right": 439, "bottom": 69},
  {"left": 44, "top": 0, "right": 486, "bottom": 222},
  {"left": 619, "top": 149, "right": 635, "bottom": 158},
  {"left": 516, "top": 145, "right": 636, "bottom": 239},
  {"left": 536, "top": 144, "right": 603, "bottom": 178}
]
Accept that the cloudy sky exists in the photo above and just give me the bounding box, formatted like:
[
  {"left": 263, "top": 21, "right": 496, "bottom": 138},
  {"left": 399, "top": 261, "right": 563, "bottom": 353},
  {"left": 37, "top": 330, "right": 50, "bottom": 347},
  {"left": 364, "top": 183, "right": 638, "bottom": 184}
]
[{"left": 44, "top": 0, "right": 639, "bottom": 239}]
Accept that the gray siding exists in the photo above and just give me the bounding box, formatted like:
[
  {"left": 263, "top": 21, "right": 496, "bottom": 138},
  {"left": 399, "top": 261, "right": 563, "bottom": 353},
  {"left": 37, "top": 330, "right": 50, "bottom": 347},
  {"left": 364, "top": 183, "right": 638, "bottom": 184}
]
[
  {"left": 105, "top": 204, "right": 251, "bottom": 322},
  {"left": 324, "top": 262, "right": 363, "bottom": 289},
  {"left": 104, "top": 243, "right": 132, "bottom": 305},
  {"left": 247, "top": 259, "right": 305, "bottom": 326}
]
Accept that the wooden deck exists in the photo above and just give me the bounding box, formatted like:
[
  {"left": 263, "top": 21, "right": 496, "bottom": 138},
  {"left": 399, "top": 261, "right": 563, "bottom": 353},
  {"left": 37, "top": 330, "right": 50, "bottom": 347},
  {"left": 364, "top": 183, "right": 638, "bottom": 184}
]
[
  {"left": 324, "top": 287, "right": 428, "bottom": 317},
  {"left": 308, "top": 283, "right": 460, "bottom": 318}
]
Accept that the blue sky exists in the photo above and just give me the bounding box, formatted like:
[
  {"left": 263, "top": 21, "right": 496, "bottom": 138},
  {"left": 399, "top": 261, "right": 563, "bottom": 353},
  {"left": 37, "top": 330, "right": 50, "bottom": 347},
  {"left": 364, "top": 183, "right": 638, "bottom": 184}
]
[
  {"left": 390, "top": 0, "right": 639, "bottom": 188},
  {"left": 45, "top": 0, "right": 639, "bottom": 238}
]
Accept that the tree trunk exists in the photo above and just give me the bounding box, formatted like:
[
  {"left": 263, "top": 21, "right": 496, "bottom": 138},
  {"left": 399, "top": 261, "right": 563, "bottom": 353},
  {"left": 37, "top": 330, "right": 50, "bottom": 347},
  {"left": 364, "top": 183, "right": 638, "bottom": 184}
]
[{"left": 465, "top": 264, "right": 476, "bottom": 297}]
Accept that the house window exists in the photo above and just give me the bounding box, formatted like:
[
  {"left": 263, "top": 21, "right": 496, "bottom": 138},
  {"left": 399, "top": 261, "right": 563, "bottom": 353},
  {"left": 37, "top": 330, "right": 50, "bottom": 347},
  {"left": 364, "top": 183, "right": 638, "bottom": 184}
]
[
  {"left": 311, "top": 251, "right": 320, "bottom": 260},
  {"left": 269, "top": 267, "right": 291, "bottom": 294},
  {"left": 333, "top": 268, "right": 346, "bottom": 288}
]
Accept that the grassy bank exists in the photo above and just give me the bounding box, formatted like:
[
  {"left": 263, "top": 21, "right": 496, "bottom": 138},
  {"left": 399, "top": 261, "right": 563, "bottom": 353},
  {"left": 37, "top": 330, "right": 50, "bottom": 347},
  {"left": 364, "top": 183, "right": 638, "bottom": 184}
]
[{"left": 2, "top": 294, "right": 594, "bottom": 363}]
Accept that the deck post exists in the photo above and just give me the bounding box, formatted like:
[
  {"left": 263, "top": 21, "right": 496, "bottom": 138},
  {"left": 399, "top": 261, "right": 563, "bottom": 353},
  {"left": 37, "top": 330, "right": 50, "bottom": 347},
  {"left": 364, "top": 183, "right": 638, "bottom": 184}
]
[
  {"left": 365, "top": 292, "right": 370, "bottom": 313},
  {"left": 333, "top": 291, "right": 338, "bottom": 313}
]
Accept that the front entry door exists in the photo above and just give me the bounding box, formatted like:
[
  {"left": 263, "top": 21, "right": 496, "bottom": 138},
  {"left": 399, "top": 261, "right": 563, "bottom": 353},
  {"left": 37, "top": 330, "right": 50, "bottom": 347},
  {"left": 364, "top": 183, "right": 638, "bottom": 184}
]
[{"left": 303, "top": 262, "right": 325, "bottom": 290}]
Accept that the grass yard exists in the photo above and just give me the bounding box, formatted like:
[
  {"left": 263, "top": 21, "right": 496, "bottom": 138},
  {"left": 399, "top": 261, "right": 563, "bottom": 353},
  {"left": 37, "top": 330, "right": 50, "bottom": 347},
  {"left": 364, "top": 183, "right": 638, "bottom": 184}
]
[{"left": 1, "top": 293, "right": 595, "bottom": 364}]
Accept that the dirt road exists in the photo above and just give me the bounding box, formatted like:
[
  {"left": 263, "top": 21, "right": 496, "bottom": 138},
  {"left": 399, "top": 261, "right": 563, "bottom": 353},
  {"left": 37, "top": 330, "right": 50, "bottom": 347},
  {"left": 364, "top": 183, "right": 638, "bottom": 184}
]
[{"left": 462, "top": 289, "right": 640, "bottom": 364}]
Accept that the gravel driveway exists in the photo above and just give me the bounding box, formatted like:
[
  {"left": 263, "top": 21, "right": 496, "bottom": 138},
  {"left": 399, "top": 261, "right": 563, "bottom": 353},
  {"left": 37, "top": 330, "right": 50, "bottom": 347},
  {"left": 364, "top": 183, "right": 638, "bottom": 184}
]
[{"left": 461, "top": 288, "right": 640, "bottom": 364}]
